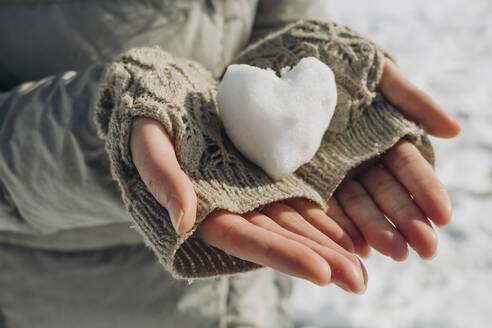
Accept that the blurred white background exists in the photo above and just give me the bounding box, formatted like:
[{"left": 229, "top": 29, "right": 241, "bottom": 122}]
[{"left": 289, "top": 1, "right": 492, "bottom": 327}]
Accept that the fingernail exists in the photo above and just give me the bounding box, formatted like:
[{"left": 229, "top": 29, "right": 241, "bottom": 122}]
[
  {"left": 355, "top": 283, "right": 367, "bottom": 295},
  {"left": 336, "top": 281, "right": 366, "bottom": 295},
  {"left": 445, "top": 193, "right": 452, "bottom": 217},
  {"left": 167, "top": 197, "right": 184, "bottom": 234},
  {"left": 440, "top": 183, "right": 453, "bottom": 223},
  {"left": 358, "top": 258, "right": 368, "bottom": 286}
]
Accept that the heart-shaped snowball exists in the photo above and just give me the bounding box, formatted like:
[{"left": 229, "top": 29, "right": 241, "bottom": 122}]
[{"left": 217, "top": 57, "right": 337, "bottom": 180}]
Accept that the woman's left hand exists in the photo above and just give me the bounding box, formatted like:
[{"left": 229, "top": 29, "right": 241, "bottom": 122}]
[{"left": 328, "top": 59, "right": 461, "bottom": 260}]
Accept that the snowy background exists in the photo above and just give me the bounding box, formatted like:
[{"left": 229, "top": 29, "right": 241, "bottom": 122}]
[{"left": 289, "top": 1, "right": 492, "bottom": 327}]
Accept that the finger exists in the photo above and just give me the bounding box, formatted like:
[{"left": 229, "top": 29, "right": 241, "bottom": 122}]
[
  {"left": 379, "top": 59, "right": 461, "bottom": 138},
  {"left": 261, "top": 203, "right": 353, "bottom": 258},
  {"left": 195, "top": 209, "right": 331, "bottom": 286},
  {"left": 130, "top": 117, "right": 197, "bottom": 234},
  {"left": 244, "top": 211, "right": 366, "bottom": 293},
  {"left": 382, "top": 141, "right": 452, "bottom": 226},
  {"left": 360, "top": 166, "right": 438, "bottom": 259},
  {"left": 336, "top": 180, "right": 409, "bottom": 261},
  {"left": 285, "top": 198, "right": 355, "bottom": 253},
  {"left": 325, "top": 198, "right": 371, "bottom": 258}
]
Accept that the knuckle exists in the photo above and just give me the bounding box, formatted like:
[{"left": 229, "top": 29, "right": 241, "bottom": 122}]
[
  {"left": 263, "top": 242, "right": 277, "bottom": 261},
  {"left": 359, "top": 216, "right": 383, "bottom": 234},
  {"left": 264, "top": 203, "right": 302, "bottom": 223},
  {"left": 284, "top": 210, "right": 304, "bottom": 225},
  {"left": 262, "top": 202, "right": 281, "bottom": 214},
  {"left": 365, "top": 169, "right": 394, "bottom": 195},
  {"left": 390, "top": 148, "right": 419, "bottom": 172},
  {"left": 339, "top": 187, "right": 367, "bottom": 205},
  {"left": 242, "top": 211, "right": 258, "bottom": 222},
  {"left": 220, "top": 221, "right": 241, "bottom": 255},
  {"left": 221, "top": 221, "right": 237, "bottom": 242},
  {"left": 391, "top": 202, "right": 421, "bottom": 223}
]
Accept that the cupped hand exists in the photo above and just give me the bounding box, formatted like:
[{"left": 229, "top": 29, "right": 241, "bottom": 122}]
[
  {"left": 129, "top": 59, "right": 460, "bottom": 290},
  {"left": 131, "top": 117, "right": 367, "bottom": 292},
  {"left": 329, "top": 59, "right": 461, "bottom": 260}
]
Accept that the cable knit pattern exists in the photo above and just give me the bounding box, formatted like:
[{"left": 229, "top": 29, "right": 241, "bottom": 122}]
[
  {"left": 235, "top": 20, "right": 388, "bottom": 133},
  {"left": 95, "top": 20, "right": 434, "bottom": 279}
]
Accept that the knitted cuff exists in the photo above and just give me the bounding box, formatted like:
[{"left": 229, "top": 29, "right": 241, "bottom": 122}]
[{"left": 95, "top": 20, "right": 433, "bottom": 279}]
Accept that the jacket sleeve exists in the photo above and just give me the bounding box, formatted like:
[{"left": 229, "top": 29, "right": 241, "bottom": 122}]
[
  {"left": 0, "top": 65, "right": 135, "bottom": 241},
  {"left": 252, "top": 0, "right": 331, "bottom": 40}
]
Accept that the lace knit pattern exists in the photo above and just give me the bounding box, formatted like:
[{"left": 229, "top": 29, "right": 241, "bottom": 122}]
[{"left": 95, "top": 20, "right": 434, "bottom": 279}]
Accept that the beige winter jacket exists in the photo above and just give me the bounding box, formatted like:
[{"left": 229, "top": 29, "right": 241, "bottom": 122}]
[{"left": 0, "top": 1, "right": 330, "bottom": 327}]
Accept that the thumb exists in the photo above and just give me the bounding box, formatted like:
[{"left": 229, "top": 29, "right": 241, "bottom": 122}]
[
  {"left": 379, "top": 59, "right": 461, "bottom": 138},
  {"left": 130, "top": 117, "right": 197, "bottom": 234}
]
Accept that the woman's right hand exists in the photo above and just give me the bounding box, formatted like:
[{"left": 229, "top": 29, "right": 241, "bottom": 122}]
[{"left": 130, "top": 116, "right": 367, "bottom": 293}]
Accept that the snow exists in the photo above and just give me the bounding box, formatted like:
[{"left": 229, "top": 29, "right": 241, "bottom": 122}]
[
  {"left": 289, "top": 1, "right": 492, "bottom": 327},
  {"left": 217, "top": 57, "right": 337, "bottom": 180}
]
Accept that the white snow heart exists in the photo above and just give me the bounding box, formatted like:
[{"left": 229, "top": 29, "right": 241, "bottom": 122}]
[{"left": 217, "top": 57, "right": 338, "bottom": 180}]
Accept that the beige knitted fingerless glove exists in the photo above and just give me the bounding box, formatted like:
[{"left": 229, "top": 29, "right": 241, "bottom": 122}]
[
  {"left": 233, "top": 20, "right": 434, "bottom": 201},
  {"left": 95, "top": 20, "right": 433, "bottom": 279}
]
